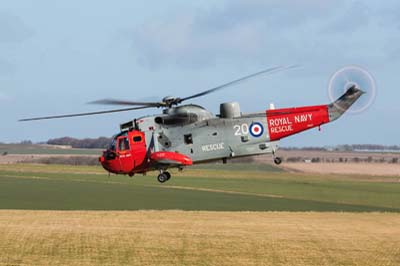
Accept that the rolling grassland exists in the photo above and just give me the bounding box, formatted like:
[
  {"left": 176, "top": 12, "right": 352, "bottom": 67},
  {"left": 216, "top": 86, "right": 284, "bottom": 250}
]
[{"left": 0, "top": 163, "right": 399, "bottom": 265}]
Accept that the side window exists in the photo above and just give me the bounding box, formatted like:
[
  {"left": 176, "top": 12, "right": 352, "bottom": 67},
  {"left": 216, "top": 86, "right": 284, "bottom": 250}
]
[
  {"left": 184, "top": 134, "right": 193, "bottom": 144},
  {"left": 133, "top": 136, "right": 142, "bottom": 142},
  {"left": 118, "top": 137, "right": 130, "bottom": 151}
]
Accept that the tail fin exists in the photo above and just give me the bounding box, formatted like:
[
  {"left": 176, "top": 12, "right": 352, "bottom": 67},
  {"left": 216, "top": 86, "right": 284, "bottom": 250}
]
[
  {"left": 327, "top": 85, "right": 365, "bottom": 121},
  {"left": 266, "top": 86, "right": 364, "bottom": 141}
]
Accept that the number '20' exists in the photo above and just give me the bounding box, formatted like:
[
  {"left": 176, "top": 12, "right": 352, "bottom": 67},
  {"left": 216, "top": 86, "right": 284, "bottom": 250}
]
[{"left": 233, "top": 124, "right": 249, "bottom": 136}]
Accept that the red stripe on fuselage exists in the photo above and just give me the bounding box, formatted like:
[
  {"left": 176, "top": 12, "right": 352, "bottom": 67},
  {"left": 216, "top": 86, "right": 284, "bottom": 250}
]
[
  {"left": 266, "top": 105, "right": 329, "bottom": 141},
  {"left": 150, "top": 151, "right": 193, "bottom": 166}
]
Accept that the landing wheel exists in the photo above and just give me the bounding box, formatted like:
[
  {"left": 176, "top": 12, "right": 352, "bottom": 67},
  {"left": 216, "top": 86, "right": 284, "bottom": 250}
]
[
  {"left": 157, "top": 173, "right": 168, "bottom": 183},
  {"left": 165, "top": 171, "right": 171, "bottom": 180},
  {"left": 274, "top": 157, "right": 282, "bottom": 165},
  {"left": 128, "top": 173, "right": 134, "bottom": 177}
]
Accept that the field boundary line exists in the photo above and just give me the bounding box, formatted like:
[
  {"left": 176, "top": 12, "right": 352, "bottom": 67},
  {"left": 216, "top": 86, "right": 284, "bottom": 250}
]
[{"left": 155, "top": 185, "right": 285, "bottom": 199}]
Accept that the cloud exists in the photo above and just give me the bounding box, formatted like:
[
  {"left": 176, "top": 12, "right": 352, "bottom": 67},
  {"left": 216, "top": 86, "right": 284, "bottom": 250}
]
[
  {"left": 133, "top": 15, "right": 264, "bottom": 68},
  {"left": 0, "top": 12, "right": 34, "bottom": 43},
  {"left": 194, "top": 0, "right": 341, "bottom": 30},
  {"left": 375, "top": 2, "right": 400, "bottom": 28},
  {"left": 129, "top": 0, "right": 400, "bottom": 72},
  {"left": 131, "top": 0, "right": 348, "bottom": 69},
  {"left": 0, "top": 13, "right": 32, "bottom": 76},
  {"left": 321, "top": 1, "right": 371, "bottom": 34},
  {"left": 0, "top": 91, "right": 11, "bottom": 102},
  {"left": 0, "top": 58, "right": 15, "bottom": 76}
]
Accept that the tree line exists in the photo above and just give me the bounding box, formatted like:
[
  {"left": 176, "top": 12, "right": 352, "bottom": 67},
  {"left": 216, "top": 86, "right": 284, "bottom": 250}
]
[{"left": 283, "top": 144, "right": 400, "bottom": 151}]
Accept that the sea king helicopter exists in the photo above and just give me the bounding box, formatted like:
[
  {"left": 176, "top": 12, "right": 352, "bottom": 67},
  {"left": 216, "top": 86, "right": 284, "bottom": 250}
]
[{"left": 21, "top": 65, "right": 374, "bottom": 183}]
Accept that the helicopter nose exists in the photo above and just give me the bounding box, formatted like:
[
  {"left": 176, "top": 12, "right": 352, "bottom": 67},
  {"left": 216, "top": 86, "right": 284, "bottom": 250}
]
[
  {"left": 99, "top": 155, "right": 110, "bottom": 171},
  {"left": 99, "top": 154, "right": 117, "bottom": 173}
]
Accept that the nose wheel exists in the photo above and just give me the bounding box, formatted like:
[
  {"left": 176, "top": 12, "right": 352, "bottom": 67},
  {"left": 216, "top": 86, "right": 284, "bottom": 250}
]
[{"left": 157, "top": 171, "right": 171, "bottom": 183}]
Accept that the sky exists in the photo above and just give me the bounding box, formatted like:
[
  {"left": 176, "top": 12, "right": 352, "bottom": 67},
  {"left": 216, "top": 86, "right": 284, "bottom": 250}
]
[{"left": 0, "top": 0, "right": 399, "bottom": 146}]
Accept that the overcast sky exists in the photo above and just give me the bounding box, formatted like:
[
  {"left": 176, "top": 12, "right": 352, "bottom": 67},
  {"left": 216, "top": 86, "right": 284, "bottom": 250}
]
[{"left": 0, "top": 0, "right": 399, "bottom": 146}]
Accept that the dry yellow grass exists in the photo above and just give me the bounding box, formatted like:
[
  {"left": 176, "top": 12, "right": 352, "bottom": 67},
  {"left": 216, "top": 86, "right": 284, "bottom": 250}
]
[{"left": 0, "top": 211, "right": 399, "bottom": 266}]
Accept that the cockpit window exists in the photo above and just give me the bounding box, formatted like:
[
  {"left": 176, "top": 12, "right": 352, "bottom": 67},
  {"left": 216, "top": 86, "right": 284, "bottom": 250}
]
[
  {"left": 116, "top": 132, "right": 128, "bottom": 138},
  {"left": 108, "top": 132, "right": 128, "bottom": 151},
  {"left": 118, "top": 137, "right": 130, "bottom": 151},
  {"left": 109, "top": 138, "right": 117, "bottom": 151}
]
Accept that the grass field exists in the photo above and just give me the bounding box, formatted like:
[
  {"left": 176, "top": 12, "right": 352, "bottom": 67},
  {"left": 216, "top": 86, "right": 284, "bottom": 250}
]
[
  {"left": 0, "top": 163, "right": 399, "bottom": 265},
  {"left": 0, "top": 211, "right": 399, "bottom": 266},
  {"left": 0, "top": 163, "right": 399, "bottom": 211}
]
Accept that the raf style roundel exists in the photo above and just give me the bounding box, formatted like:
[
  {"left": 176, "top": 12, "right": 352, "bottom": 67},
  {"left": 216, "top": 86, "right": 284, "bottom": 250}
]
[{"left": 249, "top": 122, "right": 264, "bottom": 137}]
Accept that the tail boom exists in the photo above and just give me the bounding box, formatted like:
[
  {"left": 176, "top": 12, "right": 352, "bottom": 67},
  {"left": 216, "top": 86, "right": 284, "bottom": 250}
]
[
  {"left": 266, "top": 105, "right": 329, "bottom": 141},
  {"left": 266, "top": 86, "right": 364, "bottom": 141}
]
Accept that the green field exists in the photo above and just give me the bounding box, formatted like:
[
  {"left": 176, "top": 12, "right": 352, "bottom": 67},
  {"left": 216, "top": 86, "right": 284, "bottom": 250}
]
[{"left": 0, "top": 163, "right": 399, "bottom": 211}]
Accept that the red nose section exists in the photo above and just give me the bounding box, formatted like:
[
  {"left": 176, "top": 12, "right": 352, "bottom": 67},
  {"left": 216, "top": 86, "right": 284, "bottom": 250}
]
[
  {"left": 99, "top": 155, "right": 110, "bottom": 171},
  {"left": 99, "top": 153, "right": 115, "bottom": 173},
  {"left": 99, "top": 130, "right": 147, "bottom": 175}
]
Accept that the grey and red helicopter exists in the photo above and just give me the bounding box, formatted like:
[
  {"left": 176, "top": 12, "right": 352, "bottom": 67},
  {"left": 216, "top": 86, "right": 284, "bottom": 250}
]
[{"left": 20, "top": 65, "right": 371, "bottom": 183}]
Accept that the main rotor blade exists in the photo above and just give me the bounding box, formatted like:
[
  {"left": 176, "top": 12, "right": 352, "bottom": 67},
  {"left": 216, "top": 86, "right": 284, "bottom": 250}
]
[
  {"left": 179, "top": 65, "right": 300, "bottom": 103},
  {"left": 89, "top": 99, "right": 164, "bottom": 107},
  {"left": 19, "top": 106, "right": 151, "bottom": 122}
]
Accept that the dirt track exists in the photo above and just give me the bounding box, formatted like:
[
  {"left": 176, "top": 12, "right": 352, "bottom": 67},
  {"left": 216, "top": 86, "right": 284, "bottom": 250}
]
[
  {"left": 251, "top": 149, "right": 400, "bottom": 163},
  {"left": 253, "top": 150, "right": 400, "bottom": 176},
  {"left": 0, "top": 154, "right": 45, "bottom": 164},
  {"left": 0, "top": 154, "right": 97, "bottom": 164},
  {"left": 282, "top": 162, "right": 400, "bottom": 177}
]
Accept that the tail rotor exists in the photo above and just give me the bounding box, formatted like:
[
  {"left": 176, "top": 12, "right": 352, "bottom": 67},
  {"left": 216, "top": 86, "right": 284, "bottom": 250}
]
[{"left": 328, "top": 65, "right": 376, "bottom": 114}]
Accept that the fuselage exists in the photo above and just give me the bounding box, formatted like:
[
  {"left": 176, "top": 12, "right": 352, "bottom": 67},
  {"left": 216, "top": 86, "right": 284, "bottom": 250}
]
[
  {"left": 99, "top": 86, "right": 364, "bottom": 176},
  {"left": 99, "top": 103, "right": 325, "bottom": 175}
]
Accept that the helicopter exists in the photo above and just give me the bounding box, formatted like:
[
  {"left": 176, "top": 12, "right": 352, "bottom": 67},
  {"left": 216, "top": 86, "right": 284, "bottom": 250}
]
[{"left": 20, "top": 65, "right": 369, "bottom": 183}]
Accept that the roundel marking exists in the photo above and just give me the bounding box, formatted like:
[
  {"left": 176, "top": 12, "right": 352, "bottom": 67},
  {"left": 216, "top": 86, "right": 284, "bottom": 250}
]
[{"left": 250, "top": 122, "right": 264, "bottom": 137}]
